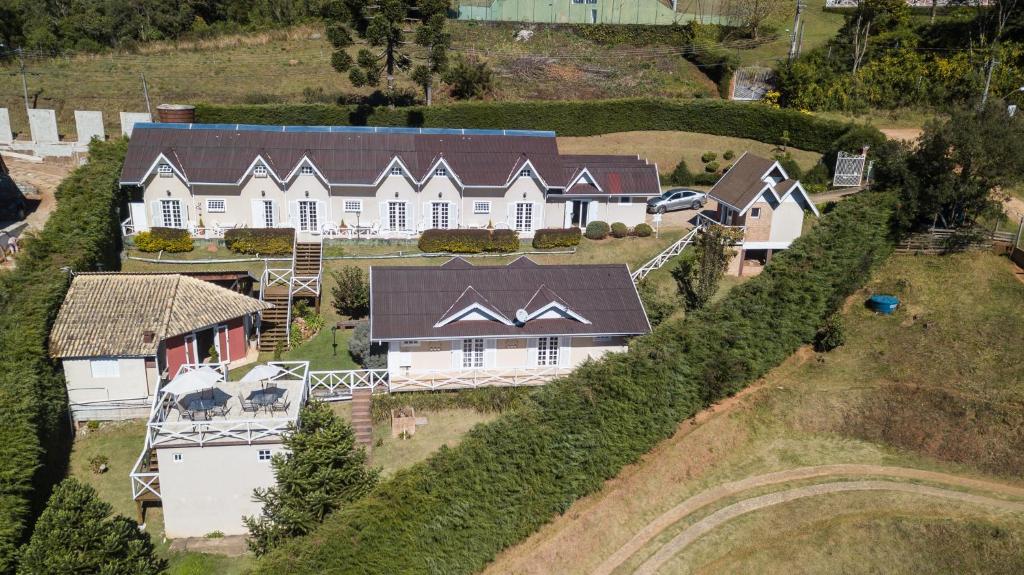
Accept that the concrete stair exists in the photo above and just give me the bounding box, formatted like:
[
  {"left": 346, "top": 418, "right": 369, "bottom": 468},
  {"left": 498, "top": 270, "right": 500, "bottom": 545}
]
[{"left": 351, "top": 388, "right": 373, "bottom": 447}]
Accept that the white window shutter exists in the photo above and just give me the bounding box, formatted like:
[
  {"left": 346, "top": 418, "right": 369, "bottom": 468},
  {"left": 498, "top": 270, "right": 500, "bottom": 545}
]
[
  {"left": 450, "top": 201, "right": 459, "bottom": 229},
  {"left": 150, "top": 201, "right": 162, "bottom": 227},
  {"left": 181, "top": 200, "right": 191, "bottom": 230},
  {"left": 527, "top": 338, "right": 539, "bottom": 368},
  {"left": 558, "top": 337, "right": 572, "bottom": 368},
  {"left": 318, "top": 200, "right": 328, "bottom": 229},
  {"left": 379, "top": 202, "right": 388, "bottom": 231},
  {"left": 484, "top": 339, "right": 496, "bottom": 368},
  {"left": 563, "top": 201, "right": 573, "bottom": 228},
  {"left": 532, "top": 202, "right": 541, "bottom": 231},
  {"left": 451, "top": 340, "right": 463, "bottom": 369},
  {"left": 251, "top": 200, "right": 263, "bottom": 228},
  {"left": 507, "top": 203, "right": 515, "bottom": 229},
  {"left": 423, "top": 201, "right": 433, "bottom": 230},
  {"left": 288, "top": 201, "right": 299, "bottom": 228},
  {"left": 589, "top": 200, "right": 601, "bottom": 223}
]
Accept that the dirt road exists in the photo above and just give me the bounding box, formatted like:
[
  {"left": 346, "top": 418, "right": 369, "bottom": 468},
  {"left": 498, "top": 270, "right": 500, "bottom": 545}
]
[{"left": 2, "top": 154, "right": 76, "bottom": 231}]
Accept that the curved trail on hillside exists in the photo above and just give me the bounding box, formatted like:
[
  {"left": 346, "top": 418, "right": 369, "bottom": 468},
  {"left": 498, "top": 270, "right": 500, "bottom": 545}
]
[{"left": 594, "top": 464, "right": 1024, "bottom": 575}]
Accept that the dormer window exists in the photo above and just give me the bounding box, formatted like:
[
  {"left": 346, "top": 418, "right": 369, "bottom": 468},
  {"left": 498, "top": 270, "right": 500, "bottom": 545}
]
[
  {"left": 254, "top": 164, "right": 268, "bottom": 178},
  {"left": 435, "top": 167, "right": 447, "bottom": 177},
  {"left": 157, "top": 163, "right": 172, "bottom": 178},
  {"left": 520, "top": 168, "right": 532, "bottom": 178},
  {"left": 300, "top": 165, "right": 314, "bottom": 175},
  {"left": 391, "top": 166, "right": 403, "bottom": 176}
]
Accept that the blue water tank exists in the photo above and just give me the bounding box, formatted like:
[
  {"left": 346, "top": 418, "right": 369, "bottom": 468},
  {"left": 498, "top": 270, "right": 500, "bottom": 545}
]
[{"left": 867, "top": 294, "right": 900, "bottom": 315}]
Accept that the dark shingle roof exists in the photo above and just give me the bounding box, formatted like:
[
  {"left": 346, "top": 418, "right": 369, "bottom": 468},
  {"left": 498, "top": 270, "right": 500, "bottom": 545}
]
[
  {"left": 707, "top": 152, "right": 777, "bottom": 210},
  {"left": 120, "top": 124, "right": 660, "bottom": 196},
  {"left": 370, "top": 258, "right": 650, "bottom": 340},
  {"left": 50, "top": 273, "right": 271, "bottom": 358}
]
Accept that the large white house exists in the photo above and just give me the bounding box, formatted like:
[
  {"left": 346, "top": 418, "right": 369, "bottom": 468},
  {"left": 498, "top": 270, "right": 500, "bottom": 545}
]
[
  {"left": 118, "top": 123, "right": 661, "bottom": 238},
  {"left": 369, "top": 256, "right": 651, "bottom": 389}
]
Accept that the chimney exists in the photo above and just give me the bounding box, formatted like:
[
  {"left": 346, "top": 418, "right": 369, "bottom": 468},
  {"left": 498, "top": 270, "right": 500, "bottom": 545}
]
[{"left": 142, "top": 330, "right": 156, "bottom": 344}]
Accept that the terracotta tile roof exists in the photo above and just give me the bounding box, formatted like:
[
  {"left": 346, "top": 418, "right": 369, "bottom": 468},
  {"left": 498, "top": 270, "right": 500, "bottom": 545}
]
[
  {"left": 707, "top": 152, "right": 778, "bottom": 210},
  {"left": 370, "top": 258, "right": 650, "bottom": 340},
  {"left": 50, "top": 273, "right": 271, "bottom": 358}
]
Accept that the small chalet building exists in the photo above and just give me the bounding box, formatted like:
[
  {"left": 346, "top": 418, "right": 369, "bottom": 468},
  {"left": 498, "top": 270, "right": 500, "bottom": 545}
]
[
  {"left": 118, "top": 123, "right": 660, "bottom": 238},
  {"left": 706, "top": 152, "right": 820, "bottom": 276},
  {"left": 369, "top": 257, "right": 651, "bottom": 389},
  {"left": 49, "top": 273, "right": 271, "bottom": 422}
]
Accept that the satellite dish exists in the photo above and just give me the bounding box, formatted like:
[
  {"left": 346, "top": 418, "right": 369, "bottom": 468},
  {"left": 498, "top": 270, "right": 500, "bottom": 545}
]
[{"left": 515, "top": 309, "right": 529, "bottom": 324}]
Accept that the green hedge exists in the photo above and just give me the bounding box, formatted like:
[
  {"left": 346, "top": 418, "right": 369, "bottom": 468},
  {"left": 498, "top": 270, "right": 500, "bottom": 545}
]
[
  {"left": 224, "top": 228, "right": 294, "bottom": 255},
  {"left": 254, "top": 192, "right": 896, "bottom": 575},
  {"left": 610, "top": 222, "right": 629, "bottom": 238},
  {"left": 531, "top": 228, "right": 582, "bottom": 249},
  {"left": 0, "top": 139, "right": 127, "bottom": 573},
  {"left": 417, "top": 229, "right": 518, "bottom": 253},
  {"left": 133, "top": 227, "right": 193, "bottom": 253},
  {"left": 195, "top": 99, "right": 854, "bottom": 153}
]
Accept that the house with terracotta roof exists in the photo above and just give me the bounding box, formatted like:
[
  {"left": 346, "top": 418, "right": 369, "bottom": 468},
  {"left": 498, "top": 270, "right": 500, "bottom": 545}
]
[
  {"left": 369, "top": 257, "right": 650, "bottom": 389},
  {"left": 705, "top": 152, "right": 820, "bottom": 276},
  {"left": 50, "top": 273, "right": 271, "bottom": 421},
  {"left": 118, "top": 123, "right": 660, "bottom": 239}
]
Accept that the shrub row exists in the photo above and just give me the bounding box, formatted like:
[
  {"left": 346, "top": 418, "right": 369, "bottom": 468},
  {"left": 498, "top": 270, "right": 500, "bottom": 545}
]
[
  {"left": 254, "top": 191, "right": 896, "bottom": 575},
  {"left": 133, "top": 227, "right": 193, "bottom": 253},
  {"left": 0, "top": 139, "right": 127, "bottom": 573},
  {"left": 417, "top": 229, "right": 518, "bottom": 253},
  {"left": 195, "top": 99, "right": 854, "bottom": 153},
  {"left": 224, "top": 228, "right": 294, "bottom": 255},
  {"left": 531, "top": 228, "right": 581, "bottom": 249}
]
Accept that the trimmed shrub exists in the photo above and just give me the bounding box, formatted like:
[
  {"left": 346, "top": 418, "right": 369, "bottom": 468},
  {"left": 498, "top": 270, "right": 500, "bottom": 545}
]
[
  {"left": 693, "top": 172, "right": 721, "bottom": 186},
  {"left": 701, "top": 151, "right": 718, "bottom": 163},
  {"left": 532, "top": 228, "right": 582, "bottom": 249},
  {"left": 253, "top": 192, "right": 896, "bottom": 575},
  {"left": 704, "top": 161, "right": 720, "bottom": 173},
  {"left": 418, "top": 229, "right": 519, "bottom": 253},
  {"left": 0, "top": 139, "right": 127, "bottom": 572},
  {"left": 133, "top": 227, "right": 193, "bottom": 253},
  {"left": 584, "top": 221, "right": 610, "bottom": 240},
  {"left": 723, "top": 150, "right": 735, "bottom": 160},
  {"left": 224, "top": 228, "right": 294, "bottom": 255},
  {"left": 814, "top": 316, "right": 846, "bottom": 352},
  {"left": 195, "top": 99, "right": 863, "bottom": 154},
  {"left": 634, "top": 223, "right": 653, "bottom": 238},
  {"left": 668, "top": 158, "right": 694, "bottom": 186},
  {"left": 348, "top": 323, "right": 386, "bottom": 369},
  {"left": 610, "top": 222, "right": 629, "bottom": 238}
]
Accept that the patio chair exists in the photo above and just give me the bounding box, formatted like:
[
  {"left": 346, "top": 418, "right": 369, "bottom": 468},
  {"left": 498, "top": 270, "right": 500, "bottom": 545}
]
[
  {"left": 241, "top": 399, "right": 259, "bottom": 413},
  {"left": 322, "top": 222, "right": 341, "bottom": 237},
  {"left": 180, "top": 409, "right": 194, "bottom": 421},
  {"left": 368, "top": 222, "right": 381, "bottom": 236}
]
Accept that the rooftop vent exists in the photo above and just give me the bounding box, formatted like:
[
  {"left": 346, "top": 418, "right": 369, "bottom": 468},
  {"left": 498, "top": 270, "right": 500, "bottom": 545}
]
[{"left": 142, "top": 330, "right": 156, "bottom": 344}]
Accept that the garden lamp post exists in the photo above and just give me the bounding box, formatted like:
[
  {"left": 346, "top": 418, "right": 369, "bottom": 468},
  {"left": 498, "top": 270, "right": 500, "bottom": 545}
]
[{"left": 331, "top": 325, "right": 338, "bottom": 356}]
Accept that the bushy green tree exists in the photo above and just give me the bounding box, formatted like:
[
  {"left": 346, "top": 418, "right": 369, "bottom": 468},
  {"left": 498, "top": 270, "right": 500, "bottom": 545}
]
[
  {"left": 17, "top": 478, "right": 165, "bottom": 575},
  {"left": 244, "top": 401, "right": 378, "bottom": 556},
  {"left": 668, "top": 158, "right": 694, "bottom": 186},
  {"left": 443, "top": 55, "right": 494, "bottom": 100},
  {"left": 672, "top": 225, "right": 741, "bottom": 310},
  {"left": 637, "top": 279, "right": 679, "bottom": 327},
  {"left": 330, "top": 266, "right": 370, "bottom": 319},
  {"left": 347, "top": 323, "right": 387, "bottom": 369}
]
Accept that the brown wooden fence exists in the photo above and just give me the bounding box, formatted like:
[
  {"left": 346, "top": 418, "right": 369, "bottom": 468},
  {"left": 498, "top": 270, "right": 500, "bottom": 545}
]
[{"left": 894, "top": 227, "right": 1019, "bottom": 256}]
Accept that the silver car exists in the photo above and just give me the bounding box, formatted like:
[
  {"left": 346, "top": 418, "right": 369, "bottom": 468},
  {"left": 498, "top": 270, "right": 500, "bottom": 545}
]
[{"left": 646, "top": 188, "right": 707, "bottom": 214}]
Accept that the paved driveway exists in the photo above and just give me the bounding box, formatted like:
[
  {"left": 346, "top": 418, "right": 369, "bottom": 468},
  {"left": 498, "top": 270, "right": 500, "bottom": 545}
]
[{"left": 646, "top": 199, "right": 719, "bottom": 232}]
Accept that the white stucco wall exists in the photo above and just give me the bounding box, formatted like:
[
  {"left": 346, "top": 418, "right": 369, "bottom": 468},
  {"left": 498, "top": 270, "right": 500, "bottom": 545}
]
[
  {"left": 768, "top": 195, "right": 806, "bottom": 244},
  {"left": 158, "top": 442, "right": 282, "bottom": 538},
  {"left": 63, "top": 357, "right": 153, "bottom": 404},
  {"left": 386, "top": 336, "right": 628, "bottom": 373}
]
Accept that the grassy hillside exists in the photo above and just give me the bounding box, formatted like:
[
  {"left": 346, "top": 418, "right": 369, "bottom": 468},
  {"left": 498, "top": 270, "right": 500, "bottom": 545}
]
[{"left": 485, "top": 252, "right": 1024, "bottom": 574}]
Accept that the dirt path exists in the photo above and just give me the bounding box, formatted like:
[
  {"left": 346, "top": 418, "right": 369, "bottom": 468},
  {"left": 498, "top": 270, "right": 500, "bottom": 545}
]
[
  {"left": 631, "top": 479, "right": 1024, "bottom": 575},
  {"left": 2, "top": 154, "right": 76, "bottom": 231},
  {"left": 595, "top": 464, "right": 1024, "bottom": 575},
  {"left": 880, "top": 128, "right": 922, "bottom": 143}
]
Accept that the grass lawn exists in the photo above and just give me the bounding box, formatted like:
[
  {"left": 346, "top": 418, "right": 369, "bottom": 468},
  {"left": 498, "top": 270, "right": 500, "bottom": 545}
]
[
  {"left": 732, "top": 0, "right": 846, "bottom": 67},
  {"left": 558, "top": 131, "right": 823, "bottom": 177},
  {"left": 484, "top": 252, "right": 1024, "bottom": 575}
]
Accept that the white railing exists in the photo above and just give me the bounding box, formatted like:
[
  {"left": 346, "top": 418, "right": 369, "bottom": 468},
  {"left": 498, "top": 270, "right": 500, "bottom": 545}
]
[
  {"left": 631, "top": 224, "right": 705, "bottom": 283},
  {"left": 262, "top": 268, "right": 292, "bottom": 289},
  {"left": 389, "top": 367, "right": 566, "bottom": 392},
  {"left": 309, "top": 369, "right": 390, "bottom": 399},
  {"left": 121, "top": 217, "right": 137, "bottom": 237},
  {"left": 290, "top": 274, "right": 321, "bottom": 296}
]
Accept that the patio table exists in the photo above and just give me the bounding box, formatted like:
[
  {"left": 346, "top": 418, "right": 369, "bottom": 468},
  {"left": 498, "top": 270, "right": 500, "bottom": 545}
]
[
  {"left": 249, "top": 389, "right": 280, "bottom": 412},
  {"left": 188, "top": 398, "right": 219, "bottom": 419}
]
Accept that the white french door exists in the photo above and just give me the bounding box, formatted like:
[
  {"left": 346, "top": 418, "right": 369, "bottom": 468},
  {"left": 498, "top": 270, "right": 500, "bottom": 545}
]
[
  {"left": 514, "top": 202, "right": 534, "bottom": 233},
  {"left": 388, "top": 201, "right": 408, "bottom": 231},
  {"left": 431, "top": 202, "right": 450, "bottom": 229},
  {"left": 259, "top": 200, "right": 275, "bottom": 228},
  {"left": 297, "top": 200, "right": 319, "bottom": 232},
  {"left": 160, "top": 199, "right": 183, "bottom": 228}
]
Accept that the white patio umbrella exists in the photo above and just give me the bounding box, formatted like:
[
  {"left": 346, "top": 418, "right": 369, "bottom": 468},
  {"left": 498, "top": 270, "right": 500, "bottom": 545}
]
[
  {"left": 241, "top": 364, "right": 284, "bottom": 383},
  {"left": 162, "top": 366, "right": 222, "bottom": 397}
]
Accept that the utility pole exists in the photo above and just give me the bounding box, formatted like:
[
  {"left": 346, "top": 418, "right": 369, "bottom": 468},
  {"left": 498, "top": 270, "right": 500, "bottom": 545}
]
[
  {"left": 981, "top": 57, "right": 998, "bottom": 109},
  {"left": 141, "top": 72, "right": 152, "bottom": 116},
  {"left": 788, "top": 1, "right": 805, "bottom": 64},
  {"left": 17, "top": 48, "right": 30, "bottom": 113}
]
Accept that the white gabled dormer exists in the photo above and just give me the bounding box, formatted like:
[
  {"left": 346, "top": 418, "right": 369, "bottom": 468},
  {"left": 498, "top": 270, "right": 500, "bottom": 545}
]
[
  {"left": 372, "top": 156, "right": 415, "bottom": 186},
  {"left": 565, "top": 167, "right": 602, "bottom": 193},
  {"left": 243, "top": 156, "right": 282, "bottom": 184},
  {"left": 423, "top": 157, "right": 463, "bottom": 188},
  {"left": 434, "top": 286, "right": 514, "bottom": 327},
  {"left": 139, "top": 152, "right": 188, "bottom": 184},
  {"left": 284, "top": 156, "right": 328, "bottom": 184},
  {"left": 522, "top": 284, "right": 590, "bottom": 324}
]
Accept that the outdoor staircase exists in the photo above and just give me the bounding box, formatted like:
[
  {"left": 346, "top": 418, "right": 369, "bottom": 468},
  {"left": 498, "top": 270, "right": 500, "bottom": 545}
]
[
  {"left": 258, "top": 234, "right": 324, "bottom": 351},
  {"left": 351, "top": 388, "right": 374, "bottom": 447}
]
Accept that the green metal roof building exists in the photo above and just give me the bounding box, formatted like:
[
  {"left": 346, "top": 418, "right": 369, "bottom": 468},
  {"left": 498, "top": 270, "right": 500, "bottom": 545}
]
[{"left": 457, "top": 0, "right": 729, "bottom": 26}]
